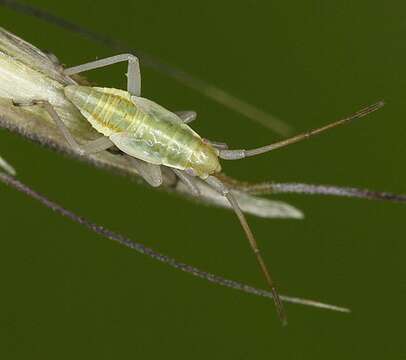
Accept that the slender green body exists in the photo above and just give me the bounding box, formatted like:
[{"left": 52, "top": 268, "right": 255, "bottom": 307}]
[{"left": 64, "top": 85, "right": 221, "bottom": 178}]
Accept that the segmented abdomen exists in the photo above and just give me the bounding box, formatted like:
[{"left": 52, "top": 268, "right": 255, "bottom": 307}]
[{"left": 64, "top": 85, "right": 138, "bottom": 136}]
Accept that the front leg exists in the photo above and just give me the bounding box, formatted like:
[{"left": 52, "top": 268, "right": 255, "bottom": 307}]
[{"left": 172, "top": 168, "right": 200, "bottom": 196}]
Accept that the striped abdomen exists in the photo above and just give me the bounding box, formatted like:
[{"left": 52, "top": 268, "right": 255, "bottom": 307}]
[
  {"left": 64, "top": 85, "right": 137, "bottom": 136},
  {"left": 64, "top": 85, "right": 221, "bottom": 178}
]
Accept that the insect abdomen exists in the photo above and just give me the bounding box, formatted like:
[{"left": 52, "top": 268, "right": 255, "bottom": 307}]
[{"left": 64, "top": 85, "right": 137, "bottom": 136}]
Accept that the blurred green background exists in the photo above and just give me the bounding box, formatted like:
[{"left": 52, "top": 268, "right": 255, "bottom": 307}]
[{"left": 0, "top": 0, "right": 405, "bottom": 358}]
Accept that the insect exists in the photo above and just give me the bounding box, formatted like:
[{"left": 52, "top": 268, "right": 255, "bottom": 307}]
[{"left": 11, "top": 52, "right": 383, "bottom": 325}]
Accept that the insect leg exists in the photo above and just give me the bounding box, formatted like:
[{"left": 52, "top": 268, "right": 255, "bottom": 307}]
[
  {"left": 205, "top": 175, "right": 287, "bottom": 325},
  {"left": 124, "top": 156, "right": 162, "bottom": 187},
  {"left": 0, "top": 154, "right": 16, "bottom": 176},
  {"left": 175, "top": 111, "right": 197, "bottom": 124},
  {"left": 13, "top": 100, "right": 114, "bottom": 155},
  {"left": 172, "top": 168, "right": 200, "bottom": 196},
  {"left": 80, "top": 136, "right": 115, "bottom": 154},
  {"left": 202, "top": 139, "right": 229, "bottom": 150},
  {"left": 64, "top": 54, "right": 141, "bottom": 96},
  {"left": 218, "top": 101, "right": 384, "bottom": 160}
]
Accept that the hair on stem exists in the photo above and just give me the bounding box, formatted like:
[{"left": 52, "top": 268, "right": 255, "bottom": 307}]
[{"left": 229, "top": 181, "right": 406, "bottom": 203}]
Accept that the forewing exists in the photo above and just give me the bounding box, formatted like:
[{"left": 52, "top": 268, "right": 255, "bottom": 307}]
[
  {"left": 109, "top": 131, "right": 162, "bottom": 165},
  {"left": 131, "top": 96, "right": 201, "bottom": 138},
  {"left": 131, "top": 96, "right": 183, "bottom": 124}
]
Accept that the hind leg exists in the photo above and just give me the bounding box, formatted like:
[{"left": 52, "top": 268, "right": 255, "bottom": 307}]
[
  {"left": 13, "top": 100, "right": 114, "bottom": 155},
  {"left": 64, "top": 54, "right": 141, "bottom": 96}
]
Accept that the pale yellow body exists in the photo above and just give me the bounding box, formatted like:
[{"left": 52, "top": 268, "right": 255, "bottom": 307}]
[{"left": 64, "top": 85, "right": 221, "bottom": 178}]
